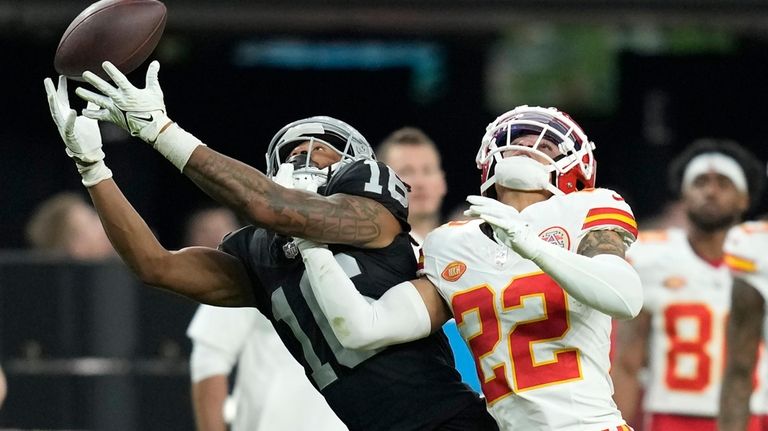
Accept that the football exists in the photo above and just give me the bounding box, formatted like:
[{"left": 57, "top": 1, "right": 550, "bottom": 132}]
[{"left": 54, "top": 0, "right": 167, "bottom": 81}]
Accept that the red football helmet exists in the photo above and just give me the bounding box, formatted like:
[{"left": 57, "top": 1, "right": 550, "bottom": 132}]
[{"left": 476, "top": 105, "right": 596, "bottom": 196}]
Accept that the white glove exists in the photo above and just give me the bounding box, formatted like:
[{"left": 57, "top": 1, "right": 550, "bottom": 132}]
[
  {"left": 44, "top": 75, "right": 112, "bottom": 187},
  {"left": 76, "top": 61, "right": 205, "bottom": 172},
  {"left": 465, "top": 195, "right": 542, "bottom": 259},
  {"left": 75, "top": 60, "right": 170, "bottom": 142}
]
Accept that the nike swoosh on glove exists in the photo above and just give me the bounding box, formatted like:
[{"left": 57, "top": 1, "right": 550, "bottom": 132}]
[{"left": 75, "top": 60, "right": 171, "bottom": 143}]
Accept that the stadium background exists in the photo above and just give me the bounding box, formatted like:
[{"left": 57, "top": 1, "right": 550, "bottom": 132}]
[{"left": 1, "top": 0, "right": 768, "bottom": 429}]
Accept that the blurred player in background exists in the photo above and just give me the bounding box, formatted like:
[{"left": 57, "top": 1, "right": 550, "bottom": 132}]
[
  {"left": 25, "top": 191, "right": 114, "bottom": 260},
  {"left": 47, "top": 63, "right": 495, "bottom": 430},
  {"left": 612, "top": 139, "right": 766, "bottom": 431},
  {"left": 719, "top": 219, "right": 768, "bottom": 431},
  {"left": 295, "top": 105, "right": 643, "bottom": 430},
  {"left": 376, "top": 127, "right": 447, "bottom": 242},
  {"left": 376, "top": 127, "right": 480, "bottom": 392},
  {"left": 20, "top": 191, "right": 115, "bottom": 414},
  {"left": 183, "top": 207, "right": 240, "bottom": 251},
  {"left": 185, "top": 207, "right": 344, "bottom": 431}
]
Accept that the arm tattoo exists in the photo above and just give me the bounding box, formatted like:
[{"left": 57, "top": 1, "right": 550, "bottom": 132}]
[
  {"left": 719, "top": 278, "right": 764, "bottom": 431},
  {"left": 265, "top": 192, "right": 383, "bottom": 245},
  {"left": 184, "top": 150, "right": 383, "bottom": 245},
  {"left": 576, "top": 229, "right": 626, "bottom": 258}
]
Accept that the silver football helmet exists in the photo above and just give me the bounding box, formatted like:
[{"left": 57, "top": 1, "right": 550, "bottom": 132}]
[{"left": 265, "top": 116, "right": 375, "bottom": 189}]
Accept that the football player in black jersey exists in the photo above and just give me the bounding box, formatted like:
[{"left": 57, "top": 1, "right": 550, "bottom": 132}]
[{"left": 45, "top": 64, "right": 497, "bottom": 430}]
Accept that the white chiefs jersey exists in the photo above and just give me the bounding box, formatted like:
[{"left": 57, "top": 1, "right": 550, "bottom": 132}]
[
  {"left": 725, "top": 221, "right": 768, "bottom": 414},
  {"left": 629, "top": 227, "right": 768, "bottom": 417},
  {"left": 420, "top": 188, "right": 637, "bottom": 431}
]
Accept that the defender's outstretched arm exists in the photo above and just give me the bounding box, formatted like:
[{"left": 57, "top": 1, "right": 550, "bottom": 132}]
[{"left": 297, "top": 240, "right": 448, "bottom": 350}]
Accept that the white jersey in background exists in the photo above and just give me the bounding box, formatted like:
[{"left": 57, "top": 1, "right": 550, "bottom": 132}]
[
  {"left": 187, "top": 306, "right": 346, "bottom": 431},
  {"left": 629, "top": 227, "right": 768, "bottom": 417},
  {"left": 420, "top": 188, "right": 636, "bottom": 431},
  {"left": 724, "top": 221, "right": 768, "bottom": 415},
  {"left": 725, "top": 221, "right": 768, "bottom": 302}
]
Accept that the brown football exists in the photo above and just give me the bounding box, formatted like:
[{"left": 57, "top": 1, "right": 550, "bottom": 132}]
[{"left": 54, "top": 0, "right": 167, "bottom": 81}]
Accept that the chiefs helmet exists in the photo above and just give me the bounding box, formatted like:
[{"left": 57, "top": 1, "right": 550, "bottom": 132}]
[
  {"left": 476, "top": 105, "right": 596, "bottom": 196},
  {"left": 265, "top": 116, "right": 375, "bottom": 185}
]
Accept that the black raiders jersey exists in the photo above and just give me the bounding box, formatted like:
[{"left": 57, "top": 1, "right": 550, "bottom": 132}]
[{"left": 220, "top": 160, "right": 485, "bottom": 431}]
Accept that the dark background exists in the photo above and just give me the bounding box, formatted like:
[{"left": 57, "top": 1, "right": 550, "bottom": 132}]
[
  {"left": 3, "top": 32, "right": 768, "bottom": 250},
  {"left": 1, "top": 1, "right": 768, "bottom": 429}
]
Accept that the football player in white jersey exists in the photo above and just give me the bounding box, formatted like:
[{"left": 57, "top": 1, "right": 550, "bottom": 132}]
[
  {"left": 719, "top": 220, "right": 768, "bottom": 431},
  {"left": 612, "top": 139, "right": 766, "bottom": 431},
  {"left": 294, "top": 105, "right": 643, "bottom": 431}
]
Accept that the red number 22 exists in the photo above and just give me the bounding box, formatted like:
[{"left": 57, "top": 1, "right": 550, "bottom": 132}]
[{"left": 452, "top": 272, "right": 582, "bottom": 404}]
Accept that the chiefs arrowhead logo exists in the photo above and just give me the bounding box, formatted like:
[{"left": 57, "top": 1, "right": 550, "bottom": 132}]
[{"left": 441, "top": 261, "right": 467, "bottom": 282}]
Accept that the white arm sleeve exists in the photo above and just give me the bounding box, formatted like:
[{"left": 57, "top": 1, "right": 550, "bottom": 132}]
[
  {"left": 189, "top": 341, "right": 238, "bottom": 383},
  {"left": 300, "top": 246, "right": 432, "bottom": 350},
  {"left": 524, "top": 238, "right": 643, "bottom": 320}
]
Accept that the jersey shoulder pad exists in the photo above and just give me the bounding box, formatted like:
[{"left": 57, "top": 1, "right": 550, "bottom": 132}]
[
  {"left": 322, "top": 159, "right": 410, "bottom": 229},
  {"left": 420, "top": 220, "right": 486, "bottom": 287},
  {"left": 422, "top": 219, "right": 482, "bottom": 259},
  {"left": 418, "top": 223, "right": 454, "bottom": 280},
  {"left": 574, "top": 187, "right": 638, "bottom": 241},
  {"left": 725, "top": 222, "right": 768, "bottom": 273}
]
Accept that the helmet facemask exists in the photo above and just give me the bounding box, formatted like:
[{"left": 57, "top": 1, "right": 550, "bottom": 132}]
[
  {"left": 477, "top": 106, "right": 596, "bottom": 197},
  {"left": 265, "top": 116, "right": 375, "bottom": 190},
  {"left": 280, "top": 150, "right": 330, "bottom": 193}
]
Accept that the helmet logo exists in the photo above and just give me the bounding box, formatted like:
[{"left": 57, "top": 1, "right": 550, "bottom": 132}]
[
  {"left": 538, "top": 226, "right": 570, "bottom": 249},
  {"left": 441, "top": 261, "right": 467, "bottom": 282}
]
